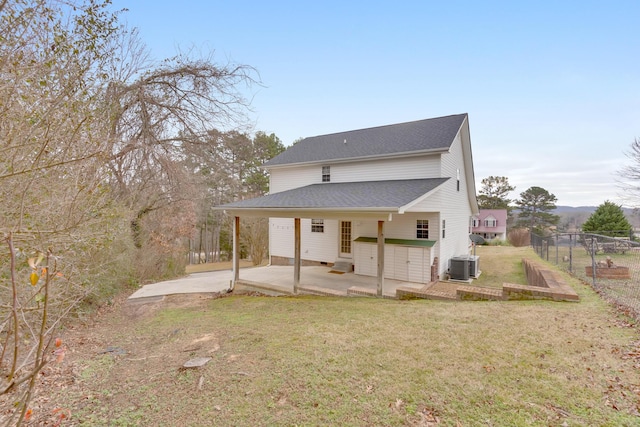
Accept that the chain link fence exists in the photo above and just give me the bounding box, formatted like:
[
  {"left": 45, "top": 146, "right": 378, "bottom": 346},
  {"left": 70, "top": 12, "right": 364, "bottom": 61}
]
[{"left": 531, "top": 231, "right": 640, "bottom": 321}]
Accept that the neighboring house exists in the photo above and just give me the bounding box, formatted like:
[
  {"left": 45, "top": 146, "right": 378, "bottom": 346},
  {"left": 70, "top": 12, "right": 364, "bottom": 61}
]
[
  {"left": 472, "top": 209, "right": 507, "bottom": 241},
  {"left": 216, "top": 113, "right": 479, "bottom": 291}
]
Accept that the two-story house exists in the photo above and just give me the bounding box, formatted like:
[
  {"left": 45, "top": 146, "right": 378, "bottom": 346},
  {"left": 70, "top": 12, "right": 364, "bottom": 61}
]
[
  {"left": 472, "top": 209, "right": 507, "bottom": 241},
  {"left": 217, "top": 113, "right": 479, "bottom": 293}
]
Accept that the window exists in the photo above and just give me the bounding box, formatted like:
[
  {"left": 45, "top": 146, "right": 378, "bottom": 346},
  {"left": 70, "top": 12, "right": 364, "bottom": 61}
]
[
  {"left": 442, "top": 219, "right": 446, "bottom": 238},
  {"left": 472, "top": 219, "right": 480, "bottom": 227},
  {"left": 484, "top": 218, "right": 497, "bottom": 227},
  {"left": 311, "top": 219, "right": 324, "bottom": 233},
  {"left": 416, "top": 219, "right": 429, "bottom": 239},
  {"left": 322, "top": 166, "right": 330, "bottom": 182},
  {"left": 456, "top": 169, "right": 460, "bottom": 192}
]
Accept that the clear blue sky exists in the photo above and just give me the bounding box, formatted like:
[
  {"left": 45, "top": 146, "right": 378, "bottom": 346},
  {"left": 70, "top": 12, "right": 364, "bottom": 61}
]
[{"left": 111, "top": 0, "right": 639, "bottom": 207}]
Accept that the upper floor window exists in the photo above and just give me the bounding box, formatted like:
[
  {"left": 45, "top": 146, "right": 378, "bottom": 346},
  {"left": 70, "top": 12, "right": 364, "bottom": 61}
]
[
  {"left": 416, "top": 219, "right": 429, "bottom": 239},
  {"left": 484, "top": 218, "right": 497, "bottom": 227},
  {"left": 472, "top": 219, "right": 480, "bottom": 227},
  {"left": 322, "top": 166, "right": 330, "bottom": 182},
  {"left": 311, "top": 219, "right": 324, "bottom": 233}
]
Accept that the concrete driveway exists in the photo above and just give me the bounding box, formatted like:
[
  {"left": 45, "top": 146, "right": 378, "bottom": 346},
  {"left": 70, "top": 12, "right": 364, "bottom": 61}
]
[{"left": 128, "top": 270, "right": 235, "bottom": 299}]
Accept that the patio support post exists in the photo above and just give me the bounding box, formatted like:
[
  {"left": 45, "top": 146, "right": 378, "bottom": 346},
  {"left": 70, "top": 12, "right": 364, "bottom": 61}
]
[
  {"left": 233, "top": 216, "right": 240, "bottom": 284},
  {"left": 377, "top": 220, "right": 384, "bottom": 297},
  {"left": 294, "top": 217, "right": 301, "bottom": 293}
]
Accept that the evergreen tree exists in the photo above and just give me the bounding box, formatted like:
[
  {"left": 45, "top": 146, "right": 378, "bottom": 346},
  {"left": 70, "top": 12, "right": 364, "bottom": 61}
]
[
  {"left": 477, "top": 176, "right": 515, "bottom": 210},
  {"left": 516, "top": 186, "right": 560, "bottom": 233},
  {"left": 581, "top": 201, "right": 632, "bottom": 237}
]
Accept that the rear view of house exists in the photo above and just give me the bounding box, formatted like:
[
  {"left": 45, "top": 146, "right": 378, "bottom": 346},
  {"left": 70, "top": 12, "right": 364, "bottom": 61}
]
[{"left": 218, "top": 113, "right": 479, "bottom": 291}]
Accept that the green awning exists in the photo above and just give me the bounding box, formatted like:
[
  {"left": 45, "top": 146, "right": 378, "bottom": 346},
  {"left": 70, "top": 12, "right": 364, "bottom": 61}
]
[{"left": 354, "top": 237, "right": 436, "bottom": 247}]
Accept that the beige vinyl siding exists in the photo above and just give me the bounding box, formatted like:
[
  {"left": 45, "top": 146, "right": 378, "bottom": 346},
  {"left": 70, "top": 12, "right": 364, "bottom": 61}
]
[
  {"left": 430, "top": 131, "right": 473, "bottom": 275},
  {"left": 329, "top": 155, "right": 440, "bottom": 183},
  {"left": 301, "top": 218, "right": 339, "bottom": 262},
  {"left": 269, "top": 218, "right": 295, "bottom": 258},
  {"left": 268, "top": 155, "right": 440, "bottom": 193},
  {"left": 269, "top": 218, "right": 339, "bottom": 262},
  {"left": 270, "top": 167, "right": 319, "bottom": 193}
]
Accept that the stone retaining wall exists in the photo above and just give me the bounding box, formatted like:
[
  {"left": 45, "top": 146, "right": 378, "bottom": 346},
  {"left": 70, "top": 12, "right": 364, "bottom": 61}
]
[{"left": 506, "top": 258, "right": 579, "bottom": 302}]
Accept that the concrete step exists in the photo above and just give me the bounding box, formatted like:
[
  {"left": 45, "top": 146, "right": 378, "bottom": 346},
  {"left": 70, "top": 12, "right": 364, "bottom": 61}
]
[{"left": 331, "top": 260, "right": 353, "bottom": 273}]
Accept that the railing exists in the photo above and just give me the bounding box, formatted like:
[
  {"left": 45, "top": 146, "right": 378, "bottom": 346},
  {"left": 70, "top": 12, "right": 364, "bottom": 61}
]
[{"left": 531, "top": 231, "right": 640, "bottom": 321}]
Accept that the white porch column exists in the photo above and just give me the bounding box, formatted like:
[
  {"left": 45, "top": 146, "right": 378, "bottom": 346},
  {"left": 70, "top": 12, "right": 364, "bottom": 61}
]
[
  {"left": 294, "top": 217, "right": 301, "bottom": 293},
  {"left": 233, "top": 216, "right": 240, "bottom": 284},
  {"left": 377, "top": 220, "right": 384, "bottom": 296}
]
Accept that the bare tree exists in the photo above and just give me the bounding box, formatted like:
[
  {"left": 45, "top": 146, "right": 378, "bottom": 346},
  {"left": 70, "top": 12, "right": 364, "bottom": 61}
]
[
  {"left": 0, "top": 2, "right": 124, "bottom": 423},
  {"left": 619, "top": 138, "right": 640, "bottom": 206},
  {"left": 0, "top": 1, "right": 258, "bottom": 422},
  {"left": 101, "top": 29, "right": 258, "bottom": 271}
]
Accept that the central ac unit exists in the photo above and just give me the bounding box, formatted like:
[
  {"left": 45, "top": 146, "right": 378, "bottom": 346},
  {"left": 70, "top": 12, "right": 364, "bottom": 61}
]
[
  {"left": 468, "top": 255, "right": 480, "bottom": 277},
  {"left": 450, "top": 257, "right": 470, "bottom": 280}
]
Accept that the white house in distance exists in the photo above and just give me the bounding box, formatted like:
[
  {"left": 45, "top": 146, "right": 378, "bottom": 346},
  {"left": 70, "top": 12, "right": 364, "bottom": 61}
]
[
  {"left": 217, "top": 113, "right": 479, "bottom": 294},
  {"left": 472, "top": 209, "right": 507, "bottom": 241}
]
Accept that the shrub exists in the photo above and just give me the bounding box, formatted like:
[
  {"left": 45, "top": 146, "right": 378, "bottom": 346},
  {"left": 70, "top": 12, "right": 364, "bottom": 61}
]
[
  {"left": 508, "top": 228, "right": 530, "bottom": 247},
  {"left": 487, "top": 238, "right": 509, "bottom": 246}
]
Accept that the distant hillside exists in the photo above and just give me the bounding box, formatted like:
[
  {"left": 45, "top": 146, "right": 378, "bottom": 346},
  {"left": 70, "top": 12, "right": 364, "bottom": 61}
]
[
  {"left": 553, "top": 206, "right": 636, "bottom": 215},
  {"left": 552, "top": 206, "right": 640, "bottom": 229},
  {"left": 508, "top": 206, "right": 640, "bottom": 229},
  {"left": 553, "top": 205, "right": 597, "bottom": 214}
]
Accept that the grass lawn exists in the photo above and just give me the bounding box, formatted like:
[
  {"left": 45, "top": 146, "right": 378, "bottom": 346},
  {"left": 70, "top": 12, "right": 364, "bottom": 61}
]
[{"left": 28, "top": 247, "right": 640, "bottom": 426}]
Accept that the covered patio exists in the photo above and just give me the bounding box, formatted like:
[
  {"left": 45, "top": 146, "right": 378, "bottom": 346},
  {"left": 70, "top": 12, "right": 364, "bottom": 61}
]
[
  {"left": 231, "top": 264, "right": 428, "bottom": 298},
  {"left": 216, "top": 179, "right": 449, "bottom": 298}
]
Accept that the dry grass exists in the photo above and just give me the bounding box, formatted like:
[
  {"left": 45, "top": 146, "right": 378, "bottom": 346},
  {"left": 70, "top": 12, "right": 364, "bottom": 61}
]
[
  {"left": 25, "top": 247, "right": 640, "bottom": 426},
  {"left": 469, "top": 245, "right": 528, "bottom": 288}
]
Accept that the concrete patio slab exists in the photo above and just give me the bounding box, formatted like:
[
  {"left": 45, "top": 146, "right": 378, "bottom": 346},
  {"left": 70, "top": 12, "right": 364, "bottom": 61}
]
[
  {"left": 128, "top": 265, "right": 426, "bottom": 300},
  {"left": 128, "top": 270, "right": 235, "bottom": 299}
]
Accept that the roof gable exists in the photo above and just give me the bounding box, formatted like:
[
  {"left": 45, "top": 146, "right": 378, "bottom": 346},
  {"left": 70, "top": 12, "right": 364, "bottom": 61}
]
[
  {"left": 477, "top": 209, "right": 507, "bottom": 221},
  {"left": 265, "top": 114, "right": 468, "bottom": 167}
]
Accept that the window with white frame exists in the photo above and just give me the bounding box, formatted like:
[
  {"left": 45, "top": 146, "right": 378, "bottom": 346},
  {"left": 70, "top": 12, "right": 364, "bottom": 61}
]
[
  {"left": 472, "top": 218, "right": 480, "bottom": 227},
  {"left": 311, "top": 219, "right": 324, "bottom": 233},
  {"left": 322, "top": 166, "right": 330, "bottom": 182},
  {"left": 484, "top": 218, "right": 497, "bottom": 227},
  {"left": 416, "top": 219, "right": 429, "bottom": 239}
]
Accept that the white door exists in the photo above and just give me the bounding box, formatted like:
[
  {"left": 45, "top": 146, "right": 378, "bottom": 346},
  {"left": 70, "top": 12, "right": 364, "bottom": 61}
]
[
  {"left": 355, "top": 243, "right": 376, "bottom": 276},
  {"left": 408, "top": 247, "right": 424, "bottom": 283},
  {"left": 339, "top": 221, "right": 352, "bottom": 258},
  {"left": 384, "top": 245, "right": 395, "bottom": 279},
  {"left": 393, "top": 246, "right": 409, "bottom": 281}
]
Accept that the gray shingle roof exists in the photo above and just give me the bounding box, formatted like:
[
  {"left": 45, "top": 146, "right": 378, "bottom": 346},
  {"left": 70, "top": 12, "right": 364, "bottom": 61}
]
[
  {"left": 265, "top": 114, "right": 467, "bottom": 167},
  {"left": 218, "top": 178, "right": 449, "bottom": 210}
]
